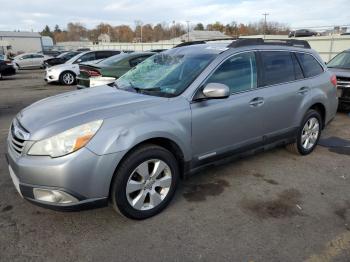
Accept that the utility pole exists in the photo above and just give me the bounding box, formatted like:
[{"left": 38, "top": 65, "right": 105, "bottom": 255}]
[
  {"left": 262, "top": 13, "right": 269, "bottom": 39},
  {"left": 172, "top": 20, "right": 176, "bottom": 45},
  {"left": 186, "top": 21, "right": 190, "bottom": 42}
]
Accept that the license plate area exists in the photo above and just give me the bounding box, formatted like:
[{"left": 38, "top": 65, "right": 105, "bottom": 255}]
[{"left": 337, "top": 88, "right": 343, "bottom": 97}]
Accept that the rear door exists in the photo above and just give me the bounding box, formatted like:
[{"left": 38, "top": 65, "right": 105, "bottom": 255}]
[
  {"left": 257, "top": 50, "right": 307, "bottom": 138},
  {"left": 31, "top": 54, "right": 44, "bottom": 67},
  {"left": 19, "top": 54, "right": 33, "bottom": 68}
]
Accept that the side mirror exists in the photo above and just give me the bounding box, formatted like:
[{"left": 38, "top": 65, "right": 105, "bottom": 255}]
[
  {"left": 202, "top": 83, "right": 230, "bottom": 99},
  {"left": 76, "top": 59, "right": 82, "bottom": 63}
]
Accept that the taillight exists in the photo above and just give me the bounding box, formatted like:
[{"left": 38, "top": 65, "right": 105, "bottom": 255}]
[
  {"left": 330, "top": 74, "right": 337, "bottom": 87},
  {"left": 88, "top": 70, "right": 101, "bottom": 77},
  {"left": 5, "top": 60, "right": 12, "bottom": 65}
]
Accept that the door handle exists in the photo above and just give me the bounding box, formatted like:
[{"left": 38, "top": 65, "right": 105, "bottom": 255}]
[
  {"left": 298, "top": 87, "right": 309, "bottom": 95},
  {"left": 249, "top": 97, "right": 264, "bottom": 107}
]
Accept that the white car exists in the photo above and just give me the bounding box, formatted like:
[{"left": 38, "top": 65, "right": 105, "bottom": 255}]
[
  {"left": 13, "top": 53, "right": 50, "bottom": 69},
  {"left": 45, "top": 50, "right": 120, "bottom": 85}
]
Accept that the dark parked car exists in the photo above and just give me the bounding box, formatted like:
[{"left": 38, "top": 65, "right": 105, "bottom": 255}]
[
  {"left": 77, "top": 52, "right": 154, "bottom": 88},
  {"left": 39, "top": 50, "right": 62, "bottom": 57},
  {"left": 289, "top": 29, "right": 318, "bottom": 38},
  {"left": 327, "top": 50, "right": 350, "bottom": 110},
  {"left": 44, "top": 51, "right": 81, "bottom": 68},
  {"left": 0, "top": 55, "right": 16, "bottom": 79}
]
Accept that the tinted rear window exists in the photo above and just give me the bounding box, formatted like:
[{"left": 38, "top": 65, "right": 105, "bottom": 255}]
[
  {"left": 260, "top": 51, "right": 295, "bottom": 86},
  {"left": 292, "top": 53, "right": 304, "bottom": 80},
  {"left": 296, "top": 53, "right": 323, "bottom": 78}
]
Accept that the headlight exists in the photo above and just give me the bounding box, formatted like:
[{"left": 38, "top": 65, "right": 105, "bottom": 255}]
[{"left": 28, "top": 120, "right": 103, "bottom": 157}]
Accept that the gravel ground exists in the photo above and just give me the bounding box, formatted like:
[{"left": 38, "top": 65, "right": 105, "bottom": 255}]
[{"left": 0, "top": 70, "right": 350, "bottom": 262}]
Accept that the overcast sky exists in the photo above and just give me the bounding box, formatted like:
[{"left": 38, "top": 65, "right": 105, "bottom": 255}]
[{"left": 0, "top": 0, "right": 349, "bottom": 32}]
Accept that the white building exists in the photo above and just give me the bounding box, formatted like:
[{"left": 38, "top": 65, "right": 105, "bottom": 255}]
[
  {"left": 98, "top": 33, "right": 111, "bottom": 43},
  {"left": 0, "top": 31, "right": 43, "bottom": 54}
]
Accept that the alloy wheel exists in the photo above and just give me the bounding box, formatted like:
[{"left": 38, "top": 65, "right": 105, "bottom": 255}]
[
  {"left": 63, "top": 73, "right": 74, "bottom": 85},
  {"left": 126, "top": 159, "right": 172, "bottom": 211},
  {"left": 301, "top": 117, "right": 320, "bottom": 150}
]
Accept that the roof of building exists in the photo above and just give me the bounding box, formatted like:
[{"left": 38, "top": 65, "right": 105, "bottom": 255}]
[
  {"left": 177, "top": 30, "right": 232, "bottom": 41},
  {"left": 0, "top": 31, "right": 41, "bottom": 38}
]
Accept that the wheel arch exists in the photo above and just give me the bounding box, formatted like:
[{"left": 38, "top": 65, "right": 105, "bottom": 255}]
[
  {"left": 60, "top": 70, "right": 76, "bottom": 77},
  {"left": 309, "top": 102, "right": 326, "bottom": 128},
  {"left": 108, "top": 137, "right": 187, "bottom": 199}
]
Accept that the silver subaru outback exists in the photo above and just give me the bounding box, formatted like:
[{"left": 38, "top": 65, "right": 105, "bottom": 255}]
[{"left": 6, "top": 39, "right": 338, "bottom": 219}]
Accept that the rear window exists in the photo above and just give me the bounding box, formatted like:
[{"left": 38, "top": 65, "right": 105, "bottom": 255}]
[
  {"left": 295, "top": 53, "right": 323, "bottom": 78},
  {"left": 260, "top": 51, "right": 295, "bottom": 86}
]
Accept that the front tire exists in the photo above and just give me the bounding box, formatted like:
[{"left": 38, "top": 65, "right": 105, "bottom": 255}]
[
  {"left": 59, "top": 71, "right": 75, "bottom": 85},
  {"left": 286, "top": 109, "right": 322, "bottom": 155},
  {"left": 111, "top": 144, "right": 179, "bottom": 219}
]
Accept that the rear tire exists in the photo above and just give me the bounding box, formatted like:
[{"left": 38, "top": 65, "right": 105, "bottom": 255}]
[
  {"left": 286, "top": 109, "right": 322, "bottom": 155},
  {"left": 111, "top": 144, "right": 179, "bottom": 219}
]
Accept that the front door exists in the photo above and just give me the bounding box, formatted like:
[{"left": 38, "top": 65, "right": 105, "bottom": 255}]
[{"left": 190, "top": 51, "right": 266, "bottom": 161}]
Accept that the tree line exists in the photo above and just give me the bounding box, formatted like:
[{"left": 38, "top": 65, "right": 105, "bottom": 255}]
[{"left": 41, "top": 21, "right": 290, "bottom": 43}]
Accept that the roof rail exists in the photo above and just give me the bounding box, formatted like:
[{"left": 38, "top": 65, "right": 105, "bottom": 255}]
[
  {"left": 174, "top": 41, "right": 206, "bottom": 48},
  {"left": 228, "top": 38, "right": 311, "bottom": 49},
  {"left": 173, "top": 38, "right": 236, "bottom": 48}
]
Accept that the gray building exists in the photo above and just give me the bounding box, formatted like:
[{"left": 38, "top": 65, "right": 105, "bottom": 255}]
[
  {"left": 173, "top": 30, "right": 232, "bottom": 42},
  {"left": 0, "top": 31, "right": 43, "bottom": 55}
]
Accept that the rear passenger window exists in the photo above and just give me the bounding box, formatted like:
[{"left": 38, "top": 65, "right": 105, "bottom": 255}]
[
  {"left": 292, "top": 53, "right": 304, "bottom": 80},
  {"left": 295, "top": 53, "right": 323, "bottom": 78},
  {"left": 206, "top": 52, "right": 257, "bottom": 93},
  {"left": 260, "top": 51, "right": 295, "bottom": 86}
]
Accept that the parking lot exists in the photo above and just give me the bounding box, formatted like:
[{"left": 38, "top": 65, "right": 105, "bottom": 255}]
[{"left": 0, "top": 70, "right": 350, "bottom": 261}]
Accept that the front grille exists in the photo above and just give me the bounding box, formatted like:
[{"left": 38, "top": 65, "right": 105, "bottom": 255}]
[
  {"left": 336, "top": 77, "right": 350, "bottom": 89},
  {"left": 10, "top": 131, "right": 26, "bottom": 155},
  {"left": 9, "top": 120, "right": 30, "bottom": 156}
]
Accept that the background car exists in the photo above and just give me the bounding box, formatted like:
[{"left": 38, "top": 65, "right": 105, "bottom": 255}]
[
  {"left": 12, "top": 53, "right": 50, "bottom": 69},
  {"left": 45, "top": 50, "right": 121, "bottom": 85},
  {"left": 0, "top": 55, "right": 16, "bottom": 79},
  {"left": 44, "top": 51, "right": 81, "bottom": 68},
  {"left": 77, "top": 52, "right": 154, "bottom": 88},
  {"left": 289, "top": 29, "right": 318, "bottom": 37},
  {"left": 39, "top": 50, "right": 62, "bottom": 57},
  {"left": 327, "top": 49, "right": 350, "bottom": 110}
]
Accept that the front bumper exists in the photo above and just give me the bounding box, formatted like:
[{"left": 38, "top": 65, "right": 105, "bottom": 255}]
[
  {"left": 44, "top": 70, "right": 60, "bottom": 83},
  {"left": 6, "top": 141, "right": 125, "bottom": 211}
]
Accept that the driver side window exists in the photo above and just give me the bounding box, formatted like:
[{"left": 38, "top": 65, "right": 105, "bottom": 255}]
[
  {"left": 206, "top": 52, "right": 257, "bottom": 94},
  {"left": 75, "top": 53, "right": 95, "bottom": 63}
]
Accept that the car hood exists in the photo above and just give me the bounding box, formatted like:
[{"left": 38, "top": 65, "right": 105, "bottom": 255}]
[
  {"left": 328, "top": 68, "right": 350, "bottom": 78},
  {"left": 17, "top": 85, "right": 164, "bottom": 139},
  {"left": 49, "top": 62, "right": 77, "bottom": 71}
]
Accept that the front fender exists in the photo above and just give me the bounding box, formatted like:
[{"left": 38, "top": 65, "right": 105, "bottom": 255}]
[{"left": 86, "top": 97, "right": 192, "bottom": 161}]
